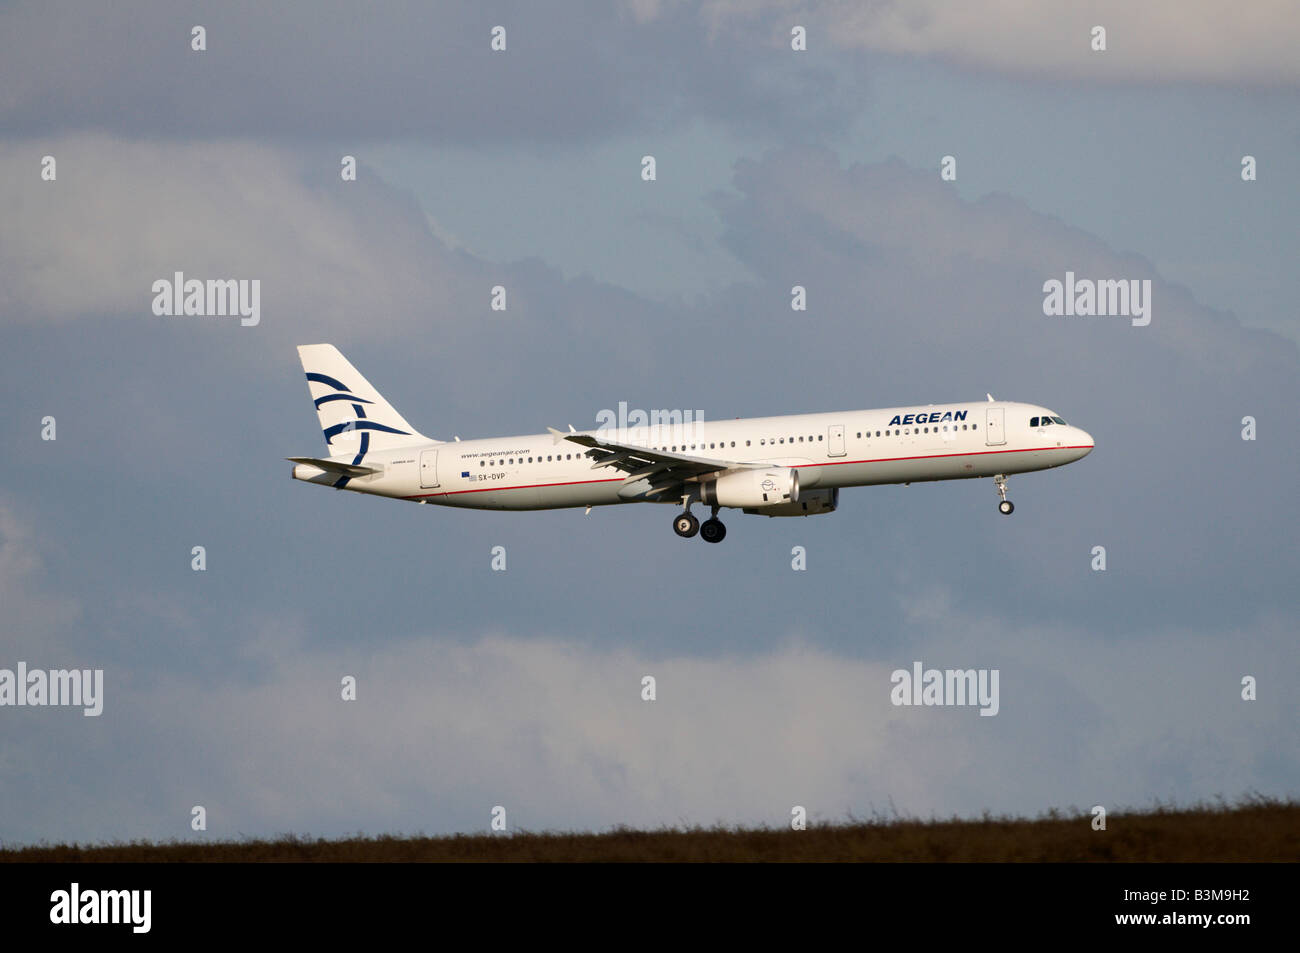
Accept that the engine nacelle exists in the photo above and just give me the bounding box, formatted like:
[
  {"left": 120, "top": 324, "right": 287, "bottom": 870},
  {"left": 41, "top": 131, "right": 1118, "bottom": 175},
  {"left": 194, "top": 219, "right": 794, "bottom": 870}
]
[
  {"left": 701, "top": 467, "right": 799, "bottom": 508},
  {"left": 743, "top": 487, "right": 838, "bottom": 517}
]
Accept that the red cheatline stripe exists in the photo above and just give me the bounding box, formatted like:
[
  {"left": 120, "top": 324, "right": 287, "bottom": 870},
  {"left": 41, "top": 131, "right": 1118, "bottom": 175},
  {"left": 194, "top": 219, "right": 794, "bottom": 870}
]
[
  {"left": 400, "top": 445, "right": 1092, "bottom": 499},
  {"left": 403, "top": 477, "right": 624, "bottom": 500}
]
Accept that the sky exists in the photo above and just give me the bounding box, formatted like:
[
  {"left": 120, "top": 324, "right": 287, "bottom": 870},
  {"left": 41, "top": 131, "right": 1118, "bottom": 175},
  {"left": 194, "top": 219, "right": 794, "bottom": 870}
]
[{"left": 1, "top": 1, "right": 1296, "bottom": 845}]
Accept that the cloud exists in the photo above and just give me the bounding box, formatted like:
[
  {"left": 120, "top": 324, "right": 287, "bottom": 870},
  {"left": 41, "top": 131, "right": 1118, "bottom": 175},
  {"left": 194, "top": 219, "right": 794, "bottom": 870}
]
[
  {"left": 0, "top": 497, "right": 82, "bottom": 641},
  {"left": 3, "top": 138, "right": 1296, "bottom": 843},
  {"left": 4, "top": 608, "right": 1292, "bottom": 844},
  {"left": 0, "top": 136, "right": 485, "bottom": 340},
  {"left": 701, "top": 0, "right": 1300, "bottom": 85},
  {"left": 0, "top": 1, "right": 863, "bottom": 143},
  {"left": 4, "top": 137, "right": 1296, "bottom": 631},
  {"left": 0, "top": 1, "right": 630, "bottom": 142}
]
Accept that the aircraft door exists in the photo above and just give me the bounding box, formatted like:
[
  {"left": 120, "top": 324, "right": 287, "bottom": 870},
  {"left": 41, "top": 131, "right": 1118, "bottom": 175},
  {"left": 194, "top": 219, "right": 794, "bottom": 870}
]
[
  {"left": 985, "top": 408, "right": 1006, "bottom": 446},
  {"left": 420, "top": 449, "right": 440, "bottom": 488},
  {"left": 827, "top": 424, "right": 846, "bottom": 457}
]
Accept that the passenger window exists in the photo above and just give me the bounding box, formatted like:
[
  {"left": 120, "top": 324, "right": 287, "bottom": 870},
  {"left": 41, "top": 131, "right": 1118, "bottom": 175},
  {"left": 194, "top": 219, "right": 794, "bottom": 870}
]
[{"left": 818, "top": 435, "right": 823, "bottom": 441}]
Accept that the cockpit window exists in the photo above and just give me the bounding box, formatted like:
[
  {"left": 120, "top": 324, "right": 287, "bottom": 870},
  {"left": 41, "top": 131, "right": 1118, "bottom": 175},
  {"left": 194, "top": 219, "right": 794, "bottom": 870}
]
[
  {"left": 1051, "top": 416, "right": 1067, "bottom": 425},
  {"left": 1030, "top": 417, "right": 1040, "bottom": 427}
]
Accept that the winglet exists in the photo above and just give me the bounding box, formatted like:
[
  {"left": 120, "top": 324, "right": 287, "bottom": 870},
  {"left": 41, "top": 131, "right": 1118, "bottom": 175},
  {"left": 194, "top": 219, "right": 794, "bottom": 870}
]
[{"left": 986, "top": 393, "right": 995, "bottom": 402}]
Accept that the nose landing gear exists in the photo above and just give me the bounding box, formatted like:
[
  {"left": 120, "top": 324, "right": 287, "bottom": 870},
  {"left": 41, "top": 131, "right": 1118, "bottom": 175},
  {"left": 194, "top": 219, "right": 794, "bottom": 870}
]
[{"left": 994, "top": 474, "right": 1014, "bottom": 515}]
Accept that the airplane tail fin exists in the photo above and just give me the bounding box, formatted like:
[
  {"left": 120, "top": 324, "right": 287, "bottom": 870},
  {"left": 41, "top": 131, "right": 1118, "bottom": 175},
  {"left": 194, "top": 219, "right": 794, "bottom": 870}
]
[{"left": 297, "top": 344, "right": 433, "bottom": 456}]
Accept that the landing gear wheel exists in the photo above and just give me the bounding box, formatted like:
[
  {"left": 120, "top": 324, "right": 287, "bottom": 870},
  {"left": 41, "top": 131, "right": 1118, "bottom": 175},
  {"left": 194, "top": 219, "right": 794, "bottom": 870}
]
[
  {"left": 993, "top": 474, "right": 1013, "bottom": 515},
  {"left": 700, "top": 518, "right": 727, "bottom": 543},
  {"left": 673, "top": 513, "right": 700, "bottom": 538}
]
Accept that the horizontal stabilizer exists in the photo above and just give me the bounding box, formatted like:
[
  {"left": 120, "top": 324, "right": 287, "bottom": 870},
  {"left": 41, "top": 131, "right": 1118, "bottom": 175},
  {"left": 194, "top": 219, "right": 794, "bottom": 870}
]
[{"left": 287, "top": 457, "right": 380, "bottom": 478}]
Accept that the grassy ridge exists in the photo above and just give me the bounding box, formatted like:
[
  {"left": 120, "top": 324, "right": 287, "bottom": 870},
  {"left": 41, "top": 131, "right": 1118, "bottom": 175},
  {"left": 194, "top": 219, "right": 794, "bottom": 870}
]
[{"left": 5, "top": 798, "right": 1297, "bottom": 862}]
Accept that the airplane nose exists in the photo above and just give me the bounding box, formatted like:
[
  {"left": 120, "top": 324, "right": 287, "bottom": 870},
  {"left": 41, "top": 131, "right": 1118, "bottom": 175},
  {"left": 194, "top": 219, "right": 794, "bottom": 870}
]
[{"left": 1076, "top": 429, "right": 1094, "bottom": 455}]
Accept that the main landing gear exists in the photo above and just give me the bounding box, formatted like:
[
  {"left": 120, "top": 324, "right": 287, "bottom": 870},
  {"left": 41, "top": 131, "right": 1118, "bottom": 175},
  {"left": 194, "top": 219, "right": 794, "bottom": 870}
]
[
  {"left": 700, "top": 517, "right": 727, "bottom": 543},
  {"left": 994, "top": 474, "right": 1014, "bottom": 515},
  {"left": 674, "top": 502, "right": 727, "bottom": 542}
]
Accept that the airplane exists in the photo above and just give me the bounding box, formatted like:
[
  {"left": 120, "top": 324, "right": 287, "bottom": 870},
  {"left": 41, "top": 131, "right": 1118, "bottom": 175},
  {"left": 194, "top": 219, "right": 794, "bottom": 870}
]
[{"left": 288, "top": 344, "right": 1094, "bottom": 543}]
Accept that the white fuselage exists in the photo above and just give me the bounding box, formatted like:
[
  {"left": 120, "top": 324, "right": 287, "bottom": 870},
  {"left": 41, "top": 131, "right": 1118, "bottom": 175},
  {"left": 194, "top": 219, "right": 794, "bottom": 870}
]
[{"left": 292, "top": 400, "right": 1094, "bottom": 511}]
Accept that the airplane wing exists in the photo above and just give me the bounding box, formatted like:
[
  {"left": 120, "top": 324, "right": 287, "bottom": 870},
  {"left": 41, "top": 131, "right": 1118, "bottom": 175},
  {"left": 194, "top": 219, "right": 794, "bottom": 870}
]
[{"left": 551, "top": 429, "right": 759, "bottom": 499}]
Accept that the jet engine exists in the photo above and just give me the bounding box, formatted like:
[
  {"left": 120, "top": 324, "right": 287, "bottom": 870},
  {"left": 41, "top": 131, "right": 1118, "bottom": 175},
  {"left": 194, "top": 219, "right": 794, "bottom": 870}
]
[{"left": 700, "top": 467, "right": 799, "bottom": 508}]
